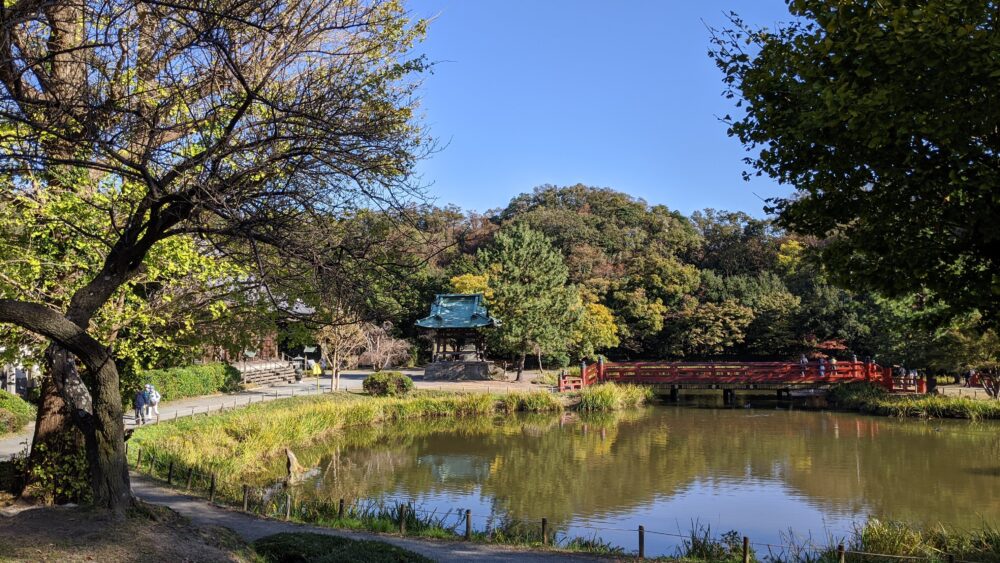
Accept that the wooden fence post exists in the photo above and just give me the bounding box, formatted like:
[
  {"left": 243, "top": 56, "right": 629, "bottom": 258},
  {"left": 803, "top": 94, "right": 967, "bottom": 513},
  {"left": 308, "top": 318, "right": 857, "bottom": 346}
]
[
  {"left": 167, "top": 461, "right": 174, "bottom": 485},
  {"left": 338, "top": 498, "right": 345, "bottom": 519},
  {"left": 135, "top": 447, "right": 142, "bottom": 469},
  {"left": 185, "top": 468, "right": 193, "bottom": 489},
  {"left": 399, "top": 505, "right": 407, "bottom": 535},
  {"left": 638, "top": 525, "right": 645, "bottom": 559},
  {"left": 837, "top": 544, "right": 845, "bottom": 563},
  {"left": 743, "top": 536, "right": 750, "bottom": 563},
  {"left": 541, "top": 517, "right": 548, "bottom": 545},
  {"left": 209, "top": 473, "right": 216, "bottom": 503},
  {"left": 285, "top": 493, "right": 292, "bottom": 520},
  {"left": 242, "top": 486, "right": 249, "bottom": 511},
  {"left": 465, "top": 509, "right": 472, "bottom": 540}
]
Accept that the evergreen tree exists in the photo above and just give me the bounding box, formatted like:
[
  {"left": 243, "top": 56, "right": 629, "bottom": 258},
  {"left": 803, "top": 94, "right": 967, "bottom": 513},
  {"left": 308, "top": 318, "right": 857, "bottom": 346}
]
[{"left": 475, "top": 225, "right": 579, "bottom": 380}]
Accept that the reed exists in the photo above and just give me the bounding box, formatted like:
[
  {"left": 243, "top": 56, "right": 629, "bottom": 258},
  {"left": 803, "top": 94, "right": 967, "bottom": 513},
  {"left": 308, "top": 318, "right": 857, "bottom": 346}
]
[
  {"left": 829, "top": 382, "right": 1000, "bottom": 420},
  {"left": 576, "top": 383, "right": 654, "bottom": 411},
  {"left": 130, "top": 391, "right": 563, "bottom": 486}
]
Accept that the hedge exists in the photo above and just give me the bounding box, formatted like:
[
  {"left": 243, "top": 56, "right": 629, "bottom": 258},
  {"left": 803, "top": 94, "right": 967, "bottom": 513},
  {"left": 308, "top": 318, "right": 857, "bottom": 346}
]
[
  {"left": 0, "top": 389, "right": 36, "bottom": 435},
  {"left": 136, "top": 363, "right": 242, "bottom": 403}
]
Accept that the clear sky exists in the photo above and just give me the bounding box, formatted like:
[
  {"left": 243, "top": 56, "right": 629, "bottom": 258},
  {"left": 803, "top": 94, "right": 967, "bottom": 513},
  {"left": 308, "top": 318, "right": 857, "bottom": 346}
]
[{"left": 406, "top": 0, "right": 794, "bottom": 217}]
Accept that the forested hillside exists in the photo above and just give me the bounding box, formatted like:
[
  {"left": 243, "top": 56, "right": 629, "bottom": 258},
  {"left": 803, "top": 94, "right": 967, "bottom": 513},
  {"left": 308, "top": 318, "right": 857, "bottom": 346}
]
[{"left": 376, "top": 184, "right": 994, "bottom": 373}]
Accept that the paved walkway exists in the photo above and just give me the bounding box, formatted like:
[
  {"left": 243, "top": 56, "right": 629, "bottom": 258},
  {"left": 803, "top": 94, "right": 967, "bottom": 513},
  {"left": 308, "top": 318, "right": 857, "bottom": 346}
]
[
  {"left": 131, "top": 474, "right": 606, "bottom": 562},
  {"left": 0, "top": 370, "right": 546, "bottom": 460},
  {"left": 936, "top": 383, "right": 991, "bottom": 400}
]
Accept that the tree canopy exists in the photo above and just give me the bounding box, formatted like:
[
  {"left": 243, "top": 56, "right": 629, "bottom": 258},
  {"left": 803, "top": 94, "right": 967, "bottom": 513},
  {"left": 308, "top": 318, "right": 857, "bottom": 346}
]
[
  {"left": 0, "top": 0, "right": 429, "bottom": 512},
  {"left": 709, "top": 0, "right": 1000, "bottom": 325}
]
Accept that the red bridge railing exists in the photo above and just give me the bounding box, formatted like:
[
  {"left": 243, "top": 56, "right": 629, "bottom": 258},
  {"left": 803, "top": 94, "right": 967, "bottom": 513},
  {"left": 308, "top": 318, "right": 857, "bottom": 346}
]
[{"left": 558, "top": 359, "right": 917, "bottom": 393}]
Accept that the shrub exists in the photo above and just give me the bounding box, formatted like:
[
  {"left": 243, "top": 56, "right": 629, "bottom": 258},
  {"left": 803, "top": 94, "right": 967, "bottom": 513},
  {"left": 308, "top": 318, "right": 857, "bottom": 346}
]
[
  {"left": 135, "top": 363, "right": 242, "bottom": 403},
  {"left": 15, "top": 431, "right": 91, "bottom": 504},
  {"left": 0, "top": 389, "right": 36, "bottom": 435},
  {"left": 362, "top": 372, "right": 414, "bottom": 397}
]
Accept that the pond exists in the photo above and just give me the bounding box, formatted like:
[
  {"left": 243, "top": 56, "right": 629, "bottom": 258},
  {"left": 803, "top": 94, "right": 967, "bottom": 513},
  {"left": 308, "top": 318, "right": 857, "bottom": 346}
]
[{"left": 288, "top": 404, "right": 1000, "bottom": 557}]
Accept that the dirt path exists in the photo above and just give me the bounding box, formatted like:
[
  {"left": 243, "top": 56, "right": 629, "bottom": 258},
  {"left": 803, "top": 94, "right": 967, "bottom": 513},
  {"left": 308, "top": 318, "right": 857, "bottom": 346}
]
[
  {"left": 131, "top": 475, "right": 608, "bottom": 563},
  {"left": 0, "top": 370, "right": 548, "bottom": 460}
]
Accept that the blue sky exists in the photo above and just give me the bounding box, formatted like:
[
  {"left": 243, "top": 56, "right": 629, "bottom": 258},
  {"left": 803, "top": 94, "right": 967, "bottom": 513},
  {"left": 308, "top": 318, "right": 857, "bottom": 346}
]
[{"left": 406, "top": 0, "right": 794, "bottom": 217}]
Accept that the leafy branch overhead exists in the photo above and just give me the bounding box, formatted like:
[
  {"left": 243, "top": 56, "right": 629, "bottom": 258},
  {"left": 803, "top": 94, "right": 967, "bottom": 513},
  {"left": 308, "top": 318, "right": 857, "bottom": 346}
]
[{"left": 709, "top": 1, "right": 1000, "bottom": 325}]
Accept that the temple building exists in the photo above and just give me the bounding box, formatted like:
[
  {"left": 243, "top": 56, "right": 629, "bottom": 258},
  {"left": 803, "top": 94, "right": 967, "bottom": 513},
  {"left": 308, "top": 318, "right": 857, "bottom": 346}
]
[{"left": 416, "top": 293, "right": 499, "bottom": 379}]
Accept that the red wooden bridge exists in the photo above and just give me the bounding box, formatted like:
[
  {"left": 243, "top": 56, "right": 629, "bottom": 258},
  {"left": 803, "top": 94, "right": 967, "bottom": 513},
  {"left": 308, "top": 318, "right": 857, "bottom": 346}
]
[{"left": 558, "top": 359, "right": 925, "bottom": 395}]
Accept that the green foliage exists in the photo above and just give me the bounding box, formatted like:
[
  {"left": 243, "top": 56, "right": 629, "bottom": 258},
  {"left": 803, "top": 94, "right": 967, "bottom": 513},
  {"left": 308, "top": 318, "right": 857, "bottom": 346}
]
[
  {"left": 0, "top": 389, "right": 35, "bottom": 435},
  {"left": 679, "top": 527, "right": 749, "bottom": 562},
  {"left": 134, "top": 363, "right": 242, "bottom": 403},
  {"left": 15, "top": 433, "right": 92, "bottom": 505},
  {"left": 711, "top": 1, "right": 1000, "bottom": 326},
  {"left": 576, "top": 384, "right": 654, "bottom": 411},
  {"left": 253, "top": 532, "right": 432, "bottom": 563},
  {"left": 362, "top": 371, "right": 414, "bottom": 397}
]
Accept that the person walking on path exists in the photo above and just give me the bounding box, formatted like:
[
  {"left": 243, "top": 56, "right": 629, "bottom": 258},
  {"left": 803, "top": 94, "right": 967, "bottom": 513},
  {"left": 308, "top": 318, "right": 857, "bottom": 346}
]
[
  {"left": 134, "top": 388, "right": 147, "bottom": 425},
  {"left": 145, "top": 384, "right": 162, "bottom": 423}
]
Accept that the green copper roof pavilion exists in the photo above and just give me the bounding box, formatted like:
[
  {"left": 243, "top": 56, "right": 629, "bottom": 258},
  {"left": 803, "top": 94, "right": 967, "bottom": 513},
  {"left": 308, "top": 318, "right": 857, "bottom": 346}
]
[{"left": 416, "top": 294, "right": 498, "bottom": 329}]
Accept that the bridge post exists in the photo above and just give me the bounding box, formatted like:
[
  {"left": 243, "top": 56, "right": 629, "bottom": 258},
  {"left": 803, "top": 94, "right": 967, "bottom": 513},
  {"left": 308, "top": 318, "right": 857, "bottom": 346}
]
[
  {"left": 597, "top": 356, "right": 605, "bottom": 382},
  {"left": 580, "top": 361, "right": 587, "bottom": 388},
  {"left": 670, "top": 386, "right": 679, "bottom": 402}
]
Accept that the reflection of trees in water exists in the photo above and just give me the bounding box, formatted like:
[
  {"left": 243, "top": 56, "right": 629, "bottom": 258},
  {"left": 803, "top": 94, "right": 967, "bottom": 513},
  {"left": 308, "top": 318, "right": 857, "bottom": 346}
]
[{"left": 283, "top": 408, "right": 1000, "bottom": 530}]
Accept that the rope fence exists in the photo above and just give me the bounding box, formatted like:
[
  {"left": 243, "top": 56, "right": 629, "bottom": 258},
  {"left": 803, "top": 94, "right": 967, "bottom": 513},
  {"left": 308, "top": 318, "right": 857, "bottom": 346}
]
[{"left": 127, "top": 446, "right": 978, "bottom": 562}]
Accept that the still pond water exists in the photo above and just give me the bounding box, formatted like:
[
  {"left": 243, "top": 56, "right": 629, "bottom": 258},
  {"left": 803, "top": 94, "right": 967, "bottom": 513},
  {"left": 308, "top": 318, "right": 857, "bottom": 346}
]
[{"left": 289, "top": 405, "right": 1000, "bottom": 556}]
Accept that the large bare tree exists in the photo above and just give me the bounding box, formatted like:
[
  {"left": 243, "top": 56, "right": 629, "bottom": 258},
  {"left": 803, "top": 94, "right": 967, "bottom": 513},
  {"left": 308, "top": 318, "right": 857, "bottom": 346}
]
[{"left": 0, "top": 0, "right": 428, "bottom": 514}]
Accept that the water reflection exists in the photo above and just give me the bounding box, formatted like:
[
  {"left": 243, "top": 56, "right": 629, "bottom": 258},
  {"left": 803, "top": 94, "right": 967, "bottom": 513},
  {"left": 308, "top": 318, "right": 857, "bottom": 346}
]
[{"left": 284, "top": 407, "right": 1000, "bottom": 554}]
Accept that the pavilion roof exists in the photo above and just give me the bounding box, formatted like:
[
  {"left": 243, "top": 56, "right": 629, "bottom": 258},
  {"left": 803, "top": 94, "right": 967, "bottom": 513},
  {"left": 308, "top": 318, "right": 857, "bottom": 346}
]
[{"left": 415, "top": 293, "right": 499, "bottom": 330}]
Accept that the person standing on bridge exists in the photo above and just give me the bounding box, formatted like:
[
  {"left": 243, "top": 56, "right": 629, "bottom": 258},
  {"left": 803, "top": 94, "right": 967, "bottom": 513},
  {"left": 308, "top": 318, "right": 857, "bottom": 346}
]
[
  {"left": 830, "top": 357, "right": 838, "bottom": 374},
  {"left": 800, "top": 354, "right": 808, "bottom": 376},
  {"left": 819, "top": 358, "right": 827, "bottom": 378}
]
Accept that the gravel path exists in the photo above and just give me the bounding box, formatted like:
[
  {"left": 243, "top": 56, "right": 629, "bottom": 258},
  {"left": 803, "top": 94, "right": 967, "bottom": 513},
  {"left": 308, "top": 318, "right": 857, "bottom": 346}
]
[
  {"left": 131, "top": 474, "right": 607, "bottom": 563},
  {"left": 0, "top": 370, "right": 545, "bottom": 460}
]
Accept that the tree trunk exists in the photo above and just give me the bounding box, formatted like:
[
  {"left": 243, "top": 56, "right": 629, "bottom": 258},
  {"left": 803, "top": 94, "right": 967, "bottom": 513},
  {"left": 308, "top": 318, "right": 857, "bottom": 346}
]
[
  {"left": 516, "top": 352, "right": 526, "bottom": 382},
  {"left": 333, "top": 350, "right": 341, "bottom": 391},
  {"left": 25, "top": 342, "right": 131, "bottom": 514},
  {"left": 86, "top": 358, "right": 131, "bottom": 516}
]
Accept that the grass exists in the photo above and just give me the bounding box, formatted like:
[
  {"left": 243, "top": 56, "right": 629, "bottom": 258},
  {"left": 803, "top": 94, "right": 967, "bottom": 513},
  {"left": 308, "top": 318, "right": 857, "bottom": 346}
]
[
  {"left": 828, "top": 382, "right": 1000, "bottom": 420},
  {"left": 130, "top": 390, "right": 564, "bottom": 488},
  {"left": 253, "top": 532, "right": 432, "bottom": 563},
  {"left": 0, "top": 389, "right": 35, "bottom": 435},
  {"left": 575, "top": 383, "right": 654, "bottom": 411}
]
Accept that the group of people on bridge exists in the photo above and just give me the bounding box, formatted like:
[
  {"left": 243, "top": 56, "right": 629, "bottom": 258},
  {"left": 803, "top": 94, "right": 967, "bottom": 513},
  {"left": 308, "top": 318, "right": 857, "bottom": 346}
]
[{"left": 798, "top": 353, "right": 859, "bottom": 377}]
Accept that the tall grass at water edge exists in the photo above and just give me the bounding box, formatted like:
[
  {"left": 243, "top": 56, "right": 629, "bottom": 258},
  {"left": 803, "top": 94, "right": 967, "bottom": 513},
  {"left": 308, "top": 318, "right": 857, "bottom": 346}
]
[
  {"left": 575, "top": 383, "right": 654, "bottom": 411},
  {"left": 130, "top": 391, "right": 563, "bottom": 485},
  {"left": 828, "top": 382, "right": 1000, "bottom": 420}
]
